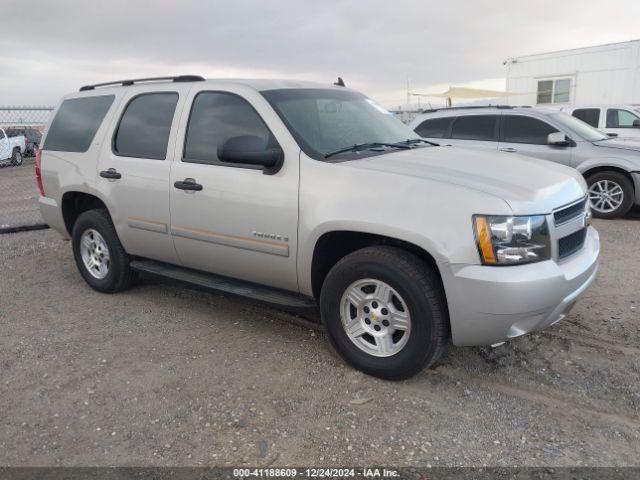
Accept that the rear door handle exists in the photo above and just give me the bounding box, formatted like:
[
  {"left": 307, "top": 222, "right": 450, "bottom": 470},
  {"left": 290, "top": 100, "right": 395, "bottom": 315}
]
[
  {"left": 499, "top": 147, "right": 517, "bottom": 153},
  {"left": 174, "top": 178, "right": 203, "bottom": 191},
  {"left": 100, "top": 168, "right": 122, "bottom": 179}
]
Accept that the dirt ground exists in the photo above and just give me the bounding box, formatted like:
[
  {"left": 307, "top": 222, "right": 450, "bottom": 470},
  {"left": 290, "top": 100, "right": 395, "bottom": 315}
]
[{"left": 0, "top": 214, "right": 639, "bottom": 467}]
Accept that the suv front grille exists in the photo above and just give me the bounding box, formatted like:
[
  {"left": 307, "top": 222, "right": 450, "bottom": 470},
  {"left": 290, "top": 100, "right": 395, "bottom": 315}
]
[
  {"left": 558, "top": 228, "right": 587, "bottom": 260},
  {"left": 554, "top": 198, "right": 587, "bottom": 226}
]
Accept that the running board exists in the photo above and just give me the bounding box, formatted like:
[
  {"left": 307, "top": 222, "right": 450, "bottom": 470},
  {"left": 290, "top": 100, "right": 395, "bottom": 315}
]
[{"left": 130, "top": 259, "right": 317, "bottom": 309}]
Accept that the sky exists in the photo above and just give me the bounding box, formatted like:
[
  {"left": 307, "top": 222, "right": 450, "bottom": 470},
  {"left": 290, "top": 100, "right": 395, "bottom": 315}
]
[{"left": 1, "top": 0, "right": 639, "bottom": 108}]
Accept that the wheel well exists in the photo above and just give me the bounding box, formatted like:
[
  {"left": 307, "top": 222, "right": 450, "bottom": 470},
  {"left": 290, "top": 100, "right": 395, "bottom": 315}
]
[
  {"left": 583, "top": 166, "right": 635, "bottom": 190},
  {"left": 61, "top": 192, "right": 108, "bottom": 235},
  {"left": 311, "top": 231, "right": 442, "bottom": 301}
]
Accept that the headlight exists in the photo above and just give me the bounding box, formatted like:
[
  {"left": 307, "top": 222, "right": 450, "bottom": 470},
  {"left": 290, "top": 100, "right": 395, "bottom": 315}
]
[{"left": 473, "top": 215, "right": 550, "bottom": 265}]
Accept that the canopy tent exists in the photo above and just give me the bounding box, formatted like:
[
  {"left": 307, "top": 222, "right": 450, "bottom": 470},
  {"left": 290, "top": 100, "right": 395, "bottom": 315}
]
[
  {"left": 428, "top": 87, "right": 511, "bottom": 99},
  {"left": 412, "top": 86, "right": 513, "bottom": 107}
]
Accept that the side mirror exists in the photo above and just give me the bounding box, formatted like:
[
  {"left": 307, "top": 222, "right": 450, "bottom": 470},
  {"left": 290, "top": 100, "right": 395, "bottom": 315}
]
[
  {"left": 218, "top": 135, "right": 284, "bottom": 175},
  {"left": 633, "top": 119, "right": 640, "bottom": 128},
  {"left": 547, "top": 132, "right": 571, "bottom": 147}
]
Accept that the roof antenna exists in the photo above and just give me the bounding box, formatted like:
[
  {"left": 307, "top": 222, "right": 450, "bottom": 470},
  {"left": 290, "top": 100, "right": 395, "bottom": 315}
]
[{"left": 334, "top": 77, "right": 345, "bottom": 87}]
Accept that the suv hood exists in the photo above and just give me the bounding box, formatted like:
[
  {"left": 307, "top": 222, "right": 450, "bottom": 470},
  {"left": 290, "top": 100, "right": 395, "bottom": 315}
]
[
  {"left": 342, "top": 146, "right": 586, "bottom": 214},
  {"left": 593, "top": 137, "right": 640, "bottom": 153}
]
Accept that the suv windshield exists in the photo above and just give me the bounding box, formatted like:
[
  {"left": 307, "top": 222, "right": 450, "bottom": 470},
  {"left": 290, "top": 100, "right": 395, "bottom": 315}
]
[
  {"left": 548, "top": 112, "right": 608, "bottom": 142},
  {"left": 261, "top": 88, "right": 423, "bottom": 160}
]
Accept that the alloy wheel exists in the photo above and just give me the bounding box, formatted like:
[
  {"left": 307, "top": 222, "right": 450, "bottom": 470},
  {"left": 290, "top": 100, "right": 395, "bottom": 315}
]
[
  {"left": 340, "top": 278, "right": 411, "bottom": 357},
  {"left": 588, "top": 179, "right": 624, "bottom": 214},
  {"left": 79, "top": 229, "right": 111, "bottom": 279}
]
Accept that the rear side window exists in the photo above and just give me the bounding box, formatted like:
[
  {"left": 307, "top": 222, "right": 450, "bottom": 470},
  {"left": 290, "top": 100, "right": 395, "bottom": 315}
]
[
  {"left": 503, "top": 115, "right": 558, "bottom": 145},
  {"left": 414, "top": 117, "right": 453, "bottom": 138},
  {"left": 44, "top": 95, "right": 114, "bottom": 152},
  {"left": 606, "top": 108, "right": 640, "bottom": 128},
  {"left": 183, "top": 92, "right": 274, "bottom": 165},
  {"left": 113, "top": 93, "right": 178, "bottom": 160},
  {"left": 450, "top": 115, "right": 497, "bottom": 141},
  {"left": 572, "top": 108, "right": 600, "bottom": 128}
]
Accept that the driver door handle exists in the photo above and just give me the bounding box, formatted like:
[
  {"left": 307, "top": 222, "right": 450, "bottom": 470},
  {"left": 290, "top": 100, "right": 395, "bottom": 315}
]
[
  {"left": 499, "top": 147, "right": 517, "bottom": 153},
  {"left": 174, "top": 178, "right": 203, "bottom": 191},
  {"left": 100, "top": 168, "right": 122, "bottom": 179}
]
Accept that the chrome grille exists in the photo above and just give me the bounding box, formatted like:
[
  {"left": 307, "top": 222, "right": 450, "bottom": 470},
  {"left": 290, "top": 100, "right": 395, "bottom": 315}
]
[
  {"left": 554, "top": 197, "right": 587, "bottom": 226},
  {"left": 558, "top": 228, "right": 587, "bottom": 259}
]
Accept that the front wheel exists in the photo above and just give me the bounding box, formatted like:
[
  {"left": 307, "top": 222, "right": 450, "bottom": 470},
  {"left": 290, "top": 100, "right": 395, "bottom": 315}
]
[
  {"left": 320, "top": 246, "right": 448, "bottom": 380},
  {"left": 587, "top": 171, "right": 634, "bottom": 219}
]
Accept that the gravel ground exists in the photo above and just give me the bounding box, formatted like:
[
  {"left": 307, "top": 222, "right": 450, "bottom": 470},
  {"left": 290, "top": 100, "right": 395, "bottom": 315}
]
[{"left": 0, "top": 215, "right": 639, "bottom": 467}]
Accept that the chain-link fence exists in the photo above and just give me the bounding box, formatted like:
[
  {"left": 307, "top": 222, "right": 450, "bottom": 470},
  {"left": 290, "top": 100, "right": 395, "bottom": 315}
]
[
  {"left": 0, "top": 107, "right": 53, "bottom": 233},
  {"left": 0, "top": 106, "right": 53, "bottom": 127}
]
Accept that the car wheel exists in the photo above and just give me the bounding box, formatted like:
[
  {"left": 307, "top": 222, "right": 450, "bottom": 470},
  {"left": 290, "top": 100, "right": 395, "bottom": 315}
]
[
  {"left": 320, "top": 246, "right": 448, "bottom": 380},
  {"left": 71, "top": 209, "right": 137, "bottom": 293},
  {"left": 587, "top": 171, "right": 634, "bottom": 219},
  {"left": 10, "top": 149, "right": 23, "bottom": 166}
]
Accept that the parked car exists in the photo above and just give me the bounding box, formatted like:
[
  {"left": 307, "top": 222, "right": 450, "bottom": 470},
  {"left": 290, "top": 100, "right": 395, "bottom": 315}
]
[
  {"left": 410, "top": 106, "right": 640, "bottom": 218},
  {"left": 6, "top": 127, "right": 42, "bottom": 156},
  {"left": 560, "top": 105, "right": 640, "bottom": 139},
  {"left": 0, "top": 127, "right": 25, "bottom": 165},
  {"left": 37, "top": 76, "right": 598, "bottom": 379}
]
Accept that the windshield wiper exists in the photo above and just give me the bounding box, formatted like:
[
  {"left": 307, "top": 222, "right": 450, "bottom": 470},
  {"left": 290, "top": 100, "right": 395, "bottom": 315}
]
[
  {"left": 399, "top": 138, "right": 440, "bottom": 147},
  {"left": 324, "top": 142, "right": 410, "bottom": 159}
]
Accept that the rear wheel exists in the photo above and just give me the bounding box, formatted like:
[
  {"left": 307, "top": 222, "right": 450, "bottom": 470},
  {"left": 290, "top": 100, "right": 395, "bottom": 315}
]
[
  {"left": 587, "top": 171, "right": 634, "bottom": 219},
  {"left": 71, "top": 209, "right": 136, "bottom": 293},
  {"left": 10, "top": 148, "right": 22, "bottom": 166},
  {"left": 320, "top": 246, "right": 448, "bottom": 380}
]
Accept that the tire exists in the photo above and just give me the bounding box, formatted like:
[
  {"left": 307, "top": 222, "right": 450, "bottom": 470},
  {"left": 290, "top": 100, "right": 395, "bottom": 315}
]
[
  {"left": 10, "top": 148, "right": 22, "bottom": 166},
  {"left": 586, "top": 171, "right": 634, "bottom": 219},
  {"left": 320, "top": 246, "right": 448, "bottom": 380},
  {"left": 71, "top": 209, "right": 136, "bottom": 293}
]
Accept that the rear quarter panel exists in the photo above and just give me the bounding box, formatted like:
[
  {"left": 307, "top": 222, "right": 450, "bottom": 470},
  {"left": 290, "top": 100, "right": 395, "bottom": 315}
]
[{"left": 39, "top": 90, "right": 126, "bottom": 236}]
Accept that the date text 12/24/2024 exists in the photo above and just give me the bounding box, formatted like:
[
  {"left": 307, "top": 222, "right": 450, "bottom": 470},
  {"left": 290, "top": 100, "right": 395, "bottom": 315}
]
[{"left": 233, "top": 468, "right": 400, "bottom": 478}]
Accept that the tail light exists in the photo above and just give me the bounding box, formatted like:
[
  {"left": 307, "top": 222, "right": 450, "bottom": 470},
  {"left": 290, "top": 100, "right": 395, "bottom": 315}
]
[{"left": 35, "top": 149, "right": 45, "bottom": 196}]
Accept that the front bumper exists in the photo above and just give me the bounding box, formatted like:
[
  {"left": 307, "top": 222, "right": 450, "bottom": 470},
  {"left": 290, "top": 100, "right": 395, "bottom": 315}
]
[{"left": 442, "top": 226, "right": 600, "bottom": 346}]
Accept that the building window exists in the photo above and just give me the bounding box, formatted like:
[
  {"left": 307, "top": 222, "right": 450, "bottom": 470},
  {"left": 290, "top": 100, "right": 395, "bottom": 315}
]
[{"left": 536, "top": 78, "right": 571, "bottom": 105}]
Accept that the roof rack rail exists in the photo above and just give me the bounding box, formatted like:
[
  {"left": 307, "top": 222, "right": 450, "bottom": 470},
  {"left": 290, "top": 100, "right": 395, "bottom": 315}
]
[
  {"left": 79, "top": 75, "right": 205, "bottom": 92},
  {"left": 420, "top": 105, "right": 531, "bottom": 113}
]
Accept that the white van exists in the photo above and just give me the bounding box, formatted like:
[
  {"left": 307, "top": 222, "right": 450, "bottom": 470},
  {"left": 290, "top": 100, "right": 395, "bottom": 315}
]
[{"left": 561, "top": 105, "right": 640, "bottom": 139}]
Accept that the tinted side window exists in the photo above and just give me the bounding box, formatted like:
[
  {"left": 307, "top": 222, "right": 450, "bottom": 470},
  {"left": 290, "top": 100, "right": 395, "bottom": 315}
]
[
  {"left": 113, "top": 93, "right": 178, "bottom": 160},
  {"left": 414, "top": 117, "right": 453, "bottom": 138},
  {"left": 503, "top": 116, "right": 558, "bottom": 145},
  {"left": 184, "top": 92, "right": 274, "bottom": 165},
  {"left": 606, "top": 109, "right": 640, "bottom": 128},
  {"left": 44, "top": 95, "right": 114, "bottom": 152},
  {"left": 572, "top": 108, "right": 600, "bottom": 128},
  {"left": 450, "top": 115, "right": 497, "bottom": 141}
]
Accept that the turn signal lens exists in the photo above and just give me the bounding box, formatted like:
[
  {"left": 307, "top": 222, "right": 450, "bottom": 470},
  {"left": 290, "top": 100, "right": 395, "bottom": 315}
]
[{"left": 474, "top": 216, "right": 497, "bottom": 264}]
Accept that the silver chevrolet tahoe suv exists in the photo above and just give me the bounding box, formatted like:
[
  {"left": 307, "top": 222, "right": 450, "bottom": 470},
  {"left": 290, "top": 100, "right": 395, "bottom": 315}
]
[{"left": 37, "top": 76, "right": 600, "bottom": 380}]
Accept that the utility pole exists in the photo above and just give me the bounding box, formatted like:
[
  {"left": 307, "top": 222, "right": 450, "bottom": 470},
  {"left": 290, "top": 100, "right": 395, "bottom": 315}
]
[{"left": 406, "top": 77, "right": 410, "bottom": 109}]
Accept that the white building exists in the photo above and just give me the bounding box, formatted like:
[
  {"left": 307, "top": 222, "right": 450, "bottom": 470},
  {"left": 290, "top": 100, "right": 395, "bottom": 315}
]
[{"left": 505, "top": 39, "right": 640, "bottom": 106}]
